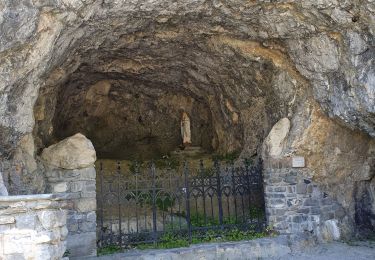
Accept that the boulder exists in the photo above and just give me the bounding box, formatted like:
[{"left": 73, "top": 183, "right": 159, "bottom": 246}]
[
  {"left": 41, "top": 133, "right": 96, "bottom": 169},
  {"left": 263, "top": 118, "right": 291, "bottom": 158},
  {"left": 0, "top": 171, "right": 8, "bottom": 196}
]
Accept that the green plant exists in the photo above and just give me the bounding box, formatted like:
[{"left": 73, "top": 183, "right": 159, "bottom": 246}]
[
  {"left": 97, "top": 245, "right": 122, "bottom": 256},
  {"left": 137, "top": 233, "right": 189, "bottom": 250},
  {"left": 63, "top": 250, "right": 70, "bottom": 257}
]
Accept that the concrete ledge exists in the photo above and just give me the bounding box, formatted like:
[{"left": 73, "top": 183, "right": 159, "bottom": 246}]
[
  {"left": 93, "top": 236, "right": 292, "bottom": 260},
  {"left": 0, "top": 193, "right": 79, "bottom": 202}
]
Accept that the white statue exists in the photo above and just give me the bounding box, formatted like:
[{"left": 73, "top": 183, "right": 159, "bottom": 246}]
[{"left": 181, "top": 111, "right": 192, "bottom": 146}]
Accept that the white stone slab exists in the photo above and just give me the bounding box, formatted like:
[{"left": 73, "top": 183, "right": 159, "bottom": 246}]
[{"left": 292, "top": 156, "right": 305, "bottom": 168}]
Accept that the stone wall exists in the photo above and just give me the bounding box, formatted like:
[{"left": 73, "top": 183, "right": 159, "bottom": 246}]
[
  {"left": 41, "top": 133, "right": 98, "bottom": 258},
  {"left": 264, "top": 158, "right": 344, "bottom": 241},
  {"left": 45, "top": 167, "right": 97, "bottom": 258},
  {"left": 0, "top": 193, "right": 69, "bottom": 260}
]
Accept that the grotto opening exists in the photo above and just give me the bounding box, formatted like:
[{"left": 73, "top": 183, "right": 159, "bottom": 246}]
[{"left": 0, "top": 0, "right": 375, "bottom": 259}]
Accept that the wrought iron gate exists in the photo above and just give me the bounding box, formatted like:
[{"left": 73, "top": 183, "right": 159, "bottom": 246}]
[{"left": 97, "top": 159, "right": 265, "bottom": 249}]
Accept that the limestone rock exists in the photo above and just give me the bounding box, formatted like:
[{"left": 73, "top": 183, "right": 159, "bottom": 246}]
[
  {"left": 263, "top": 118, "right": 291, "bottom": 158},
  {"left": 41, "top": 133, "right": 96, "bottom": 169},
  {"left": 0, "top": 171, "right": 8, "bottom": 196},
  {"left": 321, "top": 219, "right": 341, "bottom": 241}
]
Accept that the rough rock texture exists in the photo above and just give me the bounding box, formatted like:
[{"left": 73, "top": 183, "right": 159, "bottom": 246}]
[
  {"left": 0, "top": 0, "right": 374, "bottom": 238},
  {"left": 51, "top": 79, "right": 215, "bottom": 159},
  {"left": 263, "top": 101, "right": 375, "bottom": 239},
  {"left": 41, "top": 133, "right": 96, "bottom": 170}
]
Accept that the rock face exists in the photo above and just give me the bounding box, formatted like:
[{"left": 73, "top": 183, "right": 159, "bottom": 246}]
[
  {"left": 49, "top": 80, "right": 215, "bottom": 159},
  {"left": 0, "top": 0, "right": 374, "bottom": 239},
  {"left": 41, "top": 133, "right": 96, "bottom": 169}
]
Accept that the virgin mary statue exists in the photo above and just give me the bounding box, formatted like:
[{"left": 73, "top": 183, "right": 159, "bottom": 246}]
[{"left": 181, "top": 111, "right": 192, "bottom": 146}]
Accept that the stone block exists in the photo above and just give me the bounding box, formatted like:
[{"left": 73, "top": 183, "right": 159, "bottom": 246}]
[
  {"left": 3, "top": 230, "right": 34, "bottom": 254},
  {"left": 67, "top": 221, "right": 79, "bottom": 233},
  {"left": 296, "top": 183, "right": 307, "bottom": 194},
  {"left": 303, "top": 198, "right": 319, "bottom": 207},
  {"left": 0, "top": 216, "right": 15, "bottom": 225},
  {"left": 321, "top": 211, "right": 335, "bottom": 221},
  {"left": 297, "top": 208, "right": 309, "bottom": 214},
  {"left": 74, "top": 198, "right": 96, "bottom": 212},
  {"left": 269, "top": 199, "right": 286, "bottom": 208},
  {"left": 0, "top": 224, "right": 14, "bottom": 232},
  {"left": 79, "top": 167, "right": 96, "bottom": 180},
  {"left": 287, "top": 198, "right": 302, "bottom": 207},
  {"left": 80, "top": 220, "right": 96, "bottom": 232},
  {"left": 70, "top": 181, "right": 84, "bottom": 192},
  {"left": 81, "top": 191, "right": 96, "bottom": 198},
  {"left": 86, "top": 211, "right": 96, "bottom": 222},
  {"left": 15, "top": 214, "right": 37, "bottom": 229},
  {"left": 53, "top": 182, "right": 69, "bottom": 193},
  {"left": 310, "top": 207, "right": 321, "bottom": 215},
  {"left": 67, "top": 232, "right": 97, "bottom": 257},
  {"left": 284, "top": 175, "right": 297, "bottom": 184},
  {"left": 37, "top": 210, "right": 67, "bottom": 229},
  {"left": 34, "top": 244, "right": 64, "bottom": 260},
  {"left": 274, "top": 186, "right": 286, "bottom": 192},
  {"left": 34, "top": 231, "right": 57, "bottom": 244},
  {"left": 292, "top": 215, "right": 308, "bottom": 223},
  {"left": 62, "top": 170, "right": 81, "bottom": 180},
  {"left": 84, "top": 181, "right": 96, "bottom": 192},
  {"left": 269, "top": 177, "right": 283, "bottom": 184},
  {"left": 267, "top": 193, "right": 286, "bottom": 198}
]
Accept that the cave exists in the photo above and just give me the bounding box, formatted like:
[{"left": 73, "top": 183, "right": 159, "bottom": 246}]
[
  {"left": 32, "top": 30, "right": 292, "bottom": 162},
  {"left": 1, "top": 2, "right": 375, "bottom": 258}
]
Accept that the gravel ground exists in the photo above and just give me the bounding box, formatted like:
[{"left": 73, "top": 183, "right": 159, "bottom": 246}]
[{"left": 273, "top": 241, "right": 375, "bottom": 260}]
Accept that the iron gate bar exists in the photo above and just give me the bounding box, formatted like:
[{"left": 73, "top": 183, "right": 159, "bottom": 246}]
[
  {"left": 184, "top": 161, "right": 192, "bottom": 243},
  {"left": 215, "top": 160, "right": 224, "bottom": 230},
  {"left": 97, "top": 158, "right": 265, "bottom": 248}
]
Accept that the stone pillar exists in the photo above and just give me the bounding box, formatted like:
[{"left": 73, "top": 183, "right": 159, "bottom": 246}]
[
  {"left": 41, "top": 133, "right": 97, "bottom": 258},
  {"left": 0, "top": 193, "right": 70, "bottom": 260}
]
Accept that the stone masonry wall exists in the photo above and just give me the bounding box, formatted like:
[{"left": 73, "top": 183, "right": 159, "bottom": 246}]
[
  {"left": 0, "top": 193, "right": 69, "bottom": 260},
  {"left": 264, "top": 157, "right": 345, "bottom": 241},
  {"left": 45, "top": 166, "right": 97, "bottom": 258}
]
